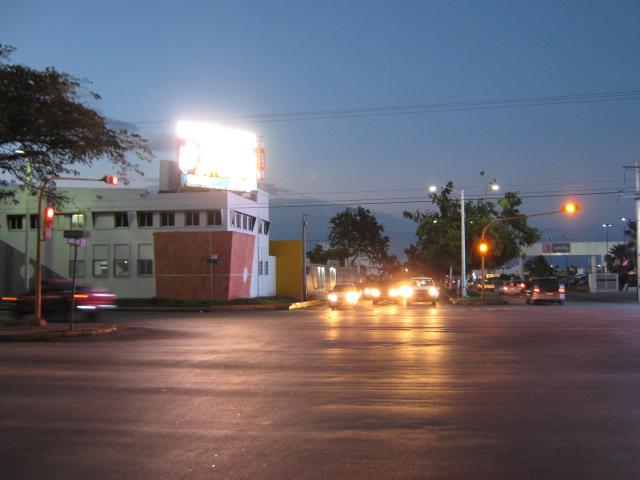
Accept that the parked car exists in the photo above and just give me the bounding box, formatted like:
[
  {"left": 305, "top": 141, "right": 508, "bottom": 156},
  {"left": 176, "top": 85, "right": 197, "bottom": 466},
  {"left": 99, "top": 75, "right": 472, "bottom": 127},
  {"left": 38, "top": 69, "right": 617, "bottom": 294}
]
[
  {"left": 500, "top": 279, "right": 525, "bottom": 296},
  {"left": 3, "top": 280, "right": 117, "bottom": 320},
  {"left": 408, "top": 277, "right": 439, "bottom": 305},
  {"left": 524, "top": 277, "right": 565, "bottom": 305},
  {"left": 327, "top": 283, "right": 361, "bottom": 309}
]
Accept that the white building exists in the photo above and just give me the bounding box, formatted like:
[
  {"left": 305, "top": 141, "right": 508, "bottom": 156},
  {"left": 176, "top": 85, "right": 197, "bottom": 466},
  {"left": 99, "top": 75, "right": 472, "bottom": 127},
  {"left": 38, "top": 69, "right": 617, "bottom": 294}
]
[{"left": 0, "top": 173, "right": 276, "bottom": 300}]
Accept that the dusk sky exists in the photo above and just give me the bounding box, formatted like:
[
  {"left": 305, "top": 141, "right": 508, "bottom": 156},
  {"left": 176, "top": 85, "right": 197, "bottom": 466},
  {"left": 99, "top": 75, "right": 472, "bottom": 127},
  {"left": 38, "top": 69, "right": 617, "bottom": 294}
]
[{"left": 3, "top": 0, "right": 640, "bottom": 254}]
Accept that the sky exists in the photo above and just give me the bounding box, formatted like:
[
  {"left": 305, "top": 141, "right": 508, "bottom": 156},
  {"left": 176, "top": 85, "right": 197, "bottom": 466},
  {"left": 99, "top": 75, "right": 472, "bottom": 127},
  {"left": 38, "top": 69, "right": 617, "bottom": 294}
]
[{"left": 3, "top": 0, "right": 640, "bottom": 256}]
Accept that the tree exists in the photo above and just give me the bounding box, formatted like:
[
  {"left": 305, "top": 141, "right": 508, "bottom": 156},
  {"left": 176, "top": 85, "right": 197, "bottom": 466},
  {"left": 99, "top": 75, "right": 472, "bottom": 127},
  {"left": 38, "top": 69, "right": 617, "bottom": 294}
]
[
  {"left": 0, "top": 45, "right": 152, "bottom": 200},
  {"left": 524, "top": 255, "right": 554, "bottom": 277},
  {"left": 403, "top": 182, "right": 540, "bottom": 275},
  {"left": 328, "top": 206, "right": 390, "bottom": 267}
]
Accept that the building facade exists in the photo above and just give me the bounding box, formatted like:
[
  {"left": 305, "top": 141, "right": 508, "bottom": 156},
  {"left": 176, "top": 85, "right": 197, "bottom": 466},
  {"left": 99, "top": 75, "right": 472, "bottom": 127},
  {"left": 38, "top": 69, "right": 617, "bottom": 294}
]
[{"left": 0, "top": 184, "right": 275, "bottom": 300}]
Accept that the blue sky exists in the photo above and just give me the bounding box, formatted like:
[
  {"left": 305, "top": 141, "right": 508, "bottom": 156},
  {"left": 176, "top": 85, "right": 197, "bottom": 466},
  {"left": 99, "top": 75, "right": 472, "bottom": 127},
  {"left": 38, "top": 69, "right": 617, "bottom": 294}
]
[{"left": 3, "top": 0, "right": 640, "bottom": 253}]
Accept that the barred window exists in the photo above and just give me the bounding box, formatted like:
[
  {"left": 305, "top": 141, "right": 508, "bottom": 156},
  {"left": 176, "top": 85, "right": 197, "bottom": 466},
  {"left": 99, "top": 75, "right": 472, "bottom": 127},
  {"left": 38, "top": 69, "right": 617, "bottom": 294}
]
[
  {"left": 114, "top": 212, "right": 129, "bottom": 228},
  {"left": 7, "top": 215, "right": 24, "bottom": 230},
  {"left": 185, "top": 211, "right": 200, "bottom": 226},
  {"left": 207, "top": 209, "right": 222, "bottom": 226},
  {"left": 137, "top": 211, "right": 153, "bottom": 228},
  {"left": 160, "top": 211, "right": 175, "bottom": 227},
  {"left": 137, "top": 259, "right": 153, "bottom": 276}
]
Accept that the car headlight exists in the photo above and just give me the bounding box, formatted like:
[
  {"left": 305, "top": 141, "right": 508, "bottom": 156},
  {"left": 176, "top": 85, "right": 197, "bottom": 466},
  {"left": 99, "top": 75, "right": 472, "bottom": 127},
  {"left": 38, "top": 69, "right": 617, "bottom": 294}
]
[
  {"left": 399, "top": 285, "right": 413, "bottom": 297},
  {"left": 389, "top": 288, "right": 397, "bottom": 297},
  {"left": 328, "top": 293, "right": 338, "bottom": 303},
  {"left": 428, "top": 286, "right": 439, "bottom": 297},
  {"left": 364, "top": 288, "right": 371, "bottom": 295},
  {"left": 370, "top": 288, "right": 380, "bottom": 297},
  {"left": 346, "top": 291, "right": 359, "bottom": 304}
]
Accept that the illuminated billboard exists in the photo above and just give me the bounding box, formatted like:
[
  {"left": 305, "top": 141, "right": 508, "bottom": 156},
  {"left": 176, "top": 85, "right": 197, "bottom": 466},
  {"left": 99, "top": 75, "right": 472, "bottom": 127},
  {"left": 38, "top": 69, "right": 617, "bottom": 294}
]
[{"left": 177, "top": 121, "right": 261, "bottom": 192}]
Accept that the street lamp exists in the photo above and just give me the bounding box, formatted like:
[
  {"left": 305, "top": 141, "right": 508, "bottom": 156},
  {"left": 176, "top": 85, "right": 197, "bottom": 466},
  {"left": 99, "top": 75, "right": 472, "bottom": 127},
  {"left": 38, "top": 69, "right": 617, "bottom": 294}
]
[
  {"left": 602, "top": 223, "right": 612, "bottom": 273},
  {"left": 479, "top": 201, "right": 580, "bottom": 300}
]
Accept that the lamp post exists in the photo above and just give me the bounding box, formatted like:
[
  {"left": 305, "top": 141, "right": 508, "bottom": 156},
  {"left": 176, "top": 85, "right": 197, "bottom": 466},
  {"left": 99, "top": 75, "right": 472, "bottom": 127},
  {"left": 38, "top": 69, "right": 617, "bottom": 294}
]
[
  {"left": 428, "top": 181, "right": 500, "bottom": 298},
  {"left": 602, "top": 223, "right": 612, "bottom": 273},
  {"left": 478, "top": 202, "right": 580, "bottom": 301}
]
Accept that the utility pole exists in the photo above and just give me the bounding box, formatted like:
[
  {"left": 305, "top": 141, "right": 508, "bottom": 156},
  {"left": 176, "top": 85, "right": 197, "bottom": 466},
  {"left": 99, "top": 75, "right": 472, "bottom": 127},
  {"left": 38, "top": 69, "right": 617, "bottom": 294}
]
[
  {"left": 622, "top": 163, "right": 640, "bottom": 303},
  {"left": 460, "top": 189, "right": 467, "bottom": 297},
  {"left": 24, "top": 159, "right": 31, "bottom": 291},
  {"left": 636, "top": 162, "right": 640, "bottom": 303},
  {"left": 301, "top": 214, "right": 308, "bottom": 301}
]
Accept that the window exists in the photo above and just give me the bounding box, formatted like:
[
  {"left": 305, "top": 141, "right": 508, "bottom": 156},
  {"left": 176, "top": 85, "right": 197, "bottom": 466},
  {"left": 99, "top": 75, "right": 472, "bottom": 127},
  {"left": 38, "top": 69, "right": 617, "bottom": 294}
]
[
  {"left": 137, "top": 244, "right": 154, "bottom": 276},
  {"left": 7, "top": 215, "right": 24, "bottom": 230},
  {"left": 70, "top": 213, "right": 85, "bottom": 229},
  {"left": 137, "top": 211, "right": 153, "bottom": 228},
  {"left": 93, "top": 244, "right": 109, "bottom": 277},
  {"left": 207, "top": 209, "right": 222, "bottom": 226},
  {"left": 185, "top": 211, "right": 200, "bottom": 226},
  {"left": 114, "top": 212, "right": 129, "bottom": 228},
  {"left": 30, "top": 214, "right": 39, "bottom": 230},
  {"left": 160, "top": 211, "right": 175, "bottom": 227},
  {"left": 68, "top": 260, "right": 86, "bottom": 278},
  {"left": 114, "top": 244, "right": 130, "bottom": 277},
  {"left": 247, "top": 215, "right": 256, "bottom": 231},
  {"left": 259, "top": 220, "right": 270, "bottom": 235}
]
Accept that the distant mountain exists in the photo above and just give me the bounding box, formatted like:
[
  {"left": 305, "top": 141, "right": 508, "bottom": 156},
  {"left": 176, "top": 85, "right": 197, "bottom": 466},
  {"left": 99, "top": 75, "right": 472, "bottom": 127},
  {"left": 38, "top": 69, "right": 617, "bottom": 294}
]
[{"left": 264, "top": 184, "right": 417, "bottom": 259}]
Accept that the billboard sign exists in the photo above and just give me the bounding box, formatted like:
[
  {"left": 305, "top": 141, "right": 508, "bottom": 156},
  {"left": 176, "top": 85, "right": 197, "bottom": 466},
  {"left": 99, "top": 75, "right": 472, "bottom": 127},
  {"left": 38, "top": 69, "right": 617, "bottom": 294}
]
[
  {"left": 177, "top": 121, "right": 260, "bottom": 192},
  {"left": 542, "top": 242, "right": 571, "bottom": 253}
]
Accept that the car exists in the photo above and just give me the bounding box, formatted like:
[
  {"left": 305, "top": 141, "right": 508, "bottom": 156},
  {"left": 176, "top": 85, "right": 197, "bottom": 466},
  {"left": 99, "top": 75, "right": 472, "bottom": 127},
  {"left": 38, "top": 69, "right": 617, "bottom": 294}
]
[
  {"left": 500, "top": 279, "right": 525, "bottom": 296},
  {"left": 524, "top": 277, "right": 565, "bottom": 305},
  {"left": 3, "top": 280, "right": 117, "bottom": 320},
  {"left": 408, "top": 277, "right": 439, "bottom": 305},
  {"left": 327, "top": 283, "right": 361, "bottom": 309},
  {"left": 360, "top": 280, "right": 383, "bottom": 301},
  {"left": 370, "top": 280, "right": 412, "bottom": 305}
]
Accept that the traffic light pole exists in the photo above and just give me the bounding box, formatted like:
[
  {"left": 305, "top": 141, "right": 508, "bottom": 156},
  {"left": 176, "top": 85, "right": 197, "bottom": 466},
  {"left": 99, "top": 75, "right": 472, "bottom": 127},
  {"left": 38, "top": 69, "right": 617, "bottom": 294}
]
[{"left": 34, "top": 181, "right": 48, "bottom": 326}]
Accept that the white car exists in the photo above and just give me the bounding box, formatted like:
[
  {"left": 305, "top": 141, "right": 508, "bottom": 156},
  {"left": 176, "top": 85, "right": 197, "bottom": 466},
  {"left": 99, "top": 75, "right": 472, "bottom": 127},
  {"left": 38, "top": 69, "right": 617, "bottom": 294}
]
[
  {"left": 408, "top": 277, "right": 439, "bottom": 305},
  {"left": 327, "top": 283, "right": 361, "bottom": 309}
]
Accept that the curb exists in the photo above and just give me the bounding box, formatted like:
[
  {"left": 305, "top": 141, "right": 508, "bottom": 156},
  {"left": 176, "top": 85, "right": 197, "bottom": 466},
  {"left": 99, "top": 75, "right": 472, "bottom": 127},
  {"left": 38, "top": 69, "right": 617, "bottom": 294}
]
[
  {"left": 0, "top": 324, "right": 119, "bottom": 342},
  {"left": 447, "top": 295, "right": 508, "bottom": 306},
  {"left": 116, "top": 303, "right": 292, "bottom": 312},
  {"left": 288, "top": 299, "right": 326, "bottom": 310}
]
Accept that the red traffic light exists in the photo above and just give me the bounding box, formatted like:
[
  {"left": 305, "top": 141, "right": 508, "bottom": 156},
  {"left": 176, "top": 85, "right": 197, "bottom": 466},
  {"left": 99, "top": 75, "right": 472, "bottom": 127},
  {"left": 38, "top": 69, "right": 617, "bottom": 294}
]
[
  {"left": 103, "top": 175, "right": 118, "bottom": 185},
  {"left": 45, "top": 207, "right": 55, "bottom": 220}
]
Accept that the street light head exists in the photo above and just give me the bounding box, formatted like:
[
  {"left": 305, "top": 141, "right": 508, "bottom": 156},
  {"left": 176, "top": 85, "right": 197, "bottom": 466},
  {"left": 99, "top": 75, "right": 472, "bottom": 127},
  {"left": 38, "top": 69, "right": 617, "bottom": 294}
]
[
  {"left": 562, "top": 202, "right": 579, "bottom": 214},
  {"left": 428, "top": 185, "right": 437, "bottom": 193},
  {"left": 602, "top": 223, "right": 612, "bottom": 228},
  {"left": 478, "top": 242, "right": 489, "bottom": 254},
  {"left": 621, "top": 217, "right": 627, "bottom": 222},
  {"left": 490, "top": 183, "right": 500, "bottom": 191}
]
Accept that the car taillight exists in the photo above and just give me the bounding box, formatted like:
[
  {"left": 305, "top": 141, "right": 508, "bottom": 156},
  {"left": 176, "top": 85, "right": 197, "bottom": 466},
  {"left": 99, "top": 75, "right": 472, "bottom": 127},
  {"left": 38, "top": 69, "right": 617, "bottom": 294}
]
[
  {"left": 503, "top": 286, "right": 508, "bottom": 290},
  {"left": 74, "top": 294, "right": 89, "bottom": 299},
  {"left": 519, "top": 283, "right": 525, "bottom": 289},
  {"left": 533, "top": 287, "right": 540, "bottom": 293},
  {"left": 558, "top": 287, "right": 565, "bottom": 294}
]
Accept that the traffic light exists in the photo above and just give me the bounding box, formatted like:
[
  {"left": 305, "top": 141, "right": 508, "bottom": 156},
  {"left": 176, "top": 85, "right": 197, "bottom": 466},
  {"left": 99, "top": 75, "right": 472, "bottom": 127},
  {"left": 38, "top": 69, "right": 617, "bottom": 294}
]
[
  {"left": 102, "top": 175, "right": 118, "bottom": 185},
  {"left": 562, "top": 202, "right": 579, "bottom": 214},
  {"left": 478, "top": 242, "right": 489, "bottom": 254},
  {"left": 43, "top": 206, "right": 55, "bottom": 241}
]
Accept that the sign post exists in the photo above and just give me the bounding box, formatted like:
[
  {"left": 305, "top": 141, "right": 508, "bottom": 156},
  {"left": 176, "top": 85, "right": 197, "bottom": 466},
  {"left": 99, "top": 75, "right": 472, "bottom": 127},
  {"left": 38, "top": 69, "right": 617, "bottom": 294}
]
[
  {"left": 207, "top": 255, "right": 219, "bottom": 303},
  {"left": 64, "top": 230, "right": 91, "bottom": 330}
]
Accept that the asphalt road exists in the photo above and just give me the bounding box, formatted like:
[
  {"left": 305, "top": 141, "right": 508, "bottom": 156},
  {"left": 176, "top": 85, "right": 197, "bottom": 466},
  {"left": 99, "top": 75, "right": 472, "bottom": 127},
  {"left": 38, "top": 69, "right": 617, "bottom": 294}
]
[{"left": 1, "top": 301, "right": 640, "bottom": 480}]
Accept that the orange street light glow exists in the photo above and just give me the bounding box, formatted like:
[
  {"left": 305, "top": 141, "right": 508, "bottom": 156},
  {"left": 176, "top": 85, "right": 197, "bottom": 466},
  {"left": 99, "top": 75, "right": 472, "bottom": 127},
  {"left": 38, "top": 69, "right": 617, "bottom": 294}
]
[
  {"left": 562, "top": 202, "right": 579, "bottom": 214},
  {"left": 478, "top": 242, "right": 488, "bottom": 253}
]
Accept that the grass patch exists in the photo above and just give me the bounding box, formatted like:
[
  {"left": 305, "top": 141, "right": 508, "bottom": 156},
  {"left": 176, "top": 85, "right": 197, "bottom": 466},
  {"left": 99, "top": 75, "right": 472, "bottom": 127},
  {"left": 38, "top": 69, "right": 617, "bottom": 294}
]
[{"left": 116, "top": 296, "right": 296, "bottom": 308}]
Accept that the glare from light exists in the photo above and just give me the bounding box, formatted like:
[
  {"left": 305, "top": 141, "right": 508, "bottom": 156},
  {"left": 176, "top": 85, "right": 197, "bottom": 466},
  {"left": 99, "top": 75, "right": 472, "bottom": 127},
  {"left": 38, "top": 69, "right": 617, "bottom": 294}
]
[
  {"left": 389, "top": 288, "right": 397, "bottom": 297},
  {"left": 478, "top": 242, "right": 488, "bottom": 253},
  {"left": 370, "top": 288, "right": 380, "bottom": 298},
  {"left": 328, "top": 293, "right": 338, "bottom": 303},
  {"left": 398, "top": 285, "right": 413, "bottom": 298},
  {"left": 491, "top": 183, "right": 500, "bottom": 191},
  {"left": 346, "top": 291, "right": 360, "bottom": 304},
  {"left": 428, "top": 185, "right": 437, "bottom": 193},
  {"left": 428, "top": 286, "right": 439, "bottom": 297}
]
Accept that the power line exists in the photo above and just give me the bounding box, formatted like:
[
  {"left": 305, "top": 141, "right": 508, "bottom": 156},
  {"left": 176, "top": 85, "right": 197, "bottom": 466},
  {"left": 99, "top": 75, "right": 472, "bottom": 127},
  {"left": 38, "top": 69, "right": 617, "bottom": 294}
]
[{"left": 128, "top": 89, "right": 640, "bottom": 128}]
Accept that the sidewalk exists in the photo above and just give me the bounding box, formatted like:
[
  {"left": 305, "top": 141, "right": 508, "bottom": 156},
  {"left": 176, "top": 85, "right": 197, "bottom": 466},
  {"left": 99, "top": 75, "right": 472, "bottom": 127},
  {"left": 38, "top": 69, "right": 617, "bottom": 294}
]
[
  {"left": 0, "top": 322, "right": 119, "bottom": 341},
  {"left": 567, "top": 291, "right": 638, "bottom": 303}
]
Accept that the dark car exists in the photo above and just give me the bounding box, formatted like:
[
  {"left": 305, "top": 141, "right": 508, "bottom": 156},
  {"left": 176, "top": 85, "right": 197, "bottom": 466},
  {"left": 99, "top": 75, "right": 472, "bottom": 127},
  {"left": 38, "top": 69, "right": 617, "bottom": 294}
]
[
  {"left": 370, "top": 280, "right": 410, "bottom": 305},
  {"left": 524, "top": 277, "right": 565, "bottom": 305},
  {"left": 4, "top": 280, "right": 116, "bottom": 320}
]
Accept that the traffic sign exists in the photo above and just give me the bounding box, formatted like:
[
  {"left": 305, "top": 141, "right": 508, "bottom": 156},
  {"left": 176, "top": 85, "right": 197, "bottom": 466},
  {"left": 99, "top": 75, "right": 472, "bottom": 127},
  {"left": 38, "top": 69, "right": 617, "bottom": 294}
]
[
  {"left": 64, "top": 230, "right": 91, "bottom": 239},
  {"left": 67, "top": 238, "right": 87, "bottom": 247}
]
